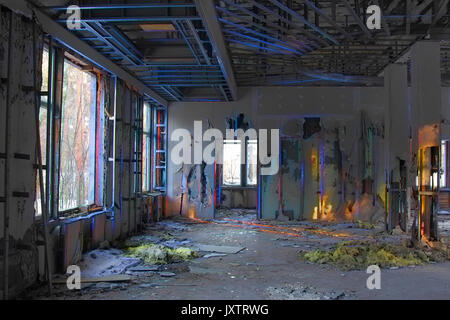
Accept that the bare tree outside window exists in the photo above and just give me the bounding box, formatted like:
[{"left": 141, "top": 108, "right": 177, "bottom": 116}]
[
  {"left": 223, "top": 140, "right": 241, "bottom": 186},
  {"left": 58, "top": 59, "right": 96, "bottom": 211}
]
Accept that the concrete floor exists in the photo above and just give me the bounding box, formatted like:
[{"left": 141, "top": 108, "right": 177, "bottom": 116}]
[{"left": 27, "top": 210, "right": 450, "bottom": 300}]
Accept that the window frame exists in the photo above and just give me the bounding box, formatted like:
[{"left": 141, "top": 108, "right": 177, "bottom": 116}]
[
  {"left": 36, "top": 40, "right": 168, "bottom": 221},
  {"left": 222, "top": 138, "right": 258, "bottom": 188},
  {"left": 38, "top": 40, "right": 106, "bottom": 219},
  {"left": 441, "top": 140, "right": 450, "bottom": 189},
  {"left": 57, "top": 56, "right": 103, "bottom": 215},
  {"left": 142, "top": 101, "right": 153, "bottom": 193},
  {"left": 35, "top": 45, "right": 51, "bottom": 219}
]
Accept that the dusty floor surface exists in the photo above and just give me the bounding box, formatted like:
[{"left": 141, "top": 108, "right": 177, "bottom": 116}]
[{"left": 25, "top": 209, "right": 450, "bottom": 300}]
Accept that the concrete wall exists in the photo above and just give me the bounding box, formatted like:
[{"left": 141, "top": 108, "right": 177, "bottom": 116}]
[
  {"left": 0, "top": 10, "right": 42, "bottom": 298},
  {"left": 221, "top": 188, "right": 257, "bottom": 209},
  {"left": 166, "top": 86, "right": 450, "bottom": 220},
  {"left": 166, "top": 87, "right": 387, "bottom": 219}
]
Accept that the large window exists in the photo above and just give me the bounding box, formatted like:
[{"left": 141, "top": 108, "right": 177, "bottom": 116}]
[
  {"left": 35, "top": 47, "right": 50, "bottom": 217},
  {"left": 142, "top": 102, "right": 152, "bottom": 192},
  {"left": 58, "top": 59, "right": 97, "bottom": 211},
  {"left": 35, "top": 43, "right": 162, "bottom": 219},
  {"left": 223, "top": 139, "right": 257, "bottom": 186}
]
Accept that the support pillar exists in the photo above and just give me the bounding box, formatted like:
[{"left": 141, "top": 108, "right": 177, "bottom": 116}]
[
  {"left": 384, "top": 63, "right": 409, "bottom": 232},
  {"left": 411, "top": 41, "right": 442, "bottom": 241}
]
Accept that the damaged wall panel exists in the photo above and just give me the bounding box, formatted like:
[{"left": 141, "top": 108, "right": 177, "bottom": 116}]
[
  {"left": 0, "top": 10, "right": 42, "bottom": 297},
  {"left": 167, "top": 87, "right": 387, "bottom": 222},
  {"left": 167, "top": 92, "right": 257, "bottom": 219}
]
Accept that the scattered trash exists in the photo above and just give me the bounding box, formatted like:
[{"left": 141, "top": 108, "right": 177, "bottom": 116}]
[
  {"left": 266, "top": 284, "right": 350, "bottom": 300},
  {"left": 139, "top": 283, "right": 196, "bottom": 288},
  {"left": 77, "top": 249, "right": 141, "bottom": 278},
  {"left": 300, "top": 241, "right": 448, "bottom": 270},
  {"left": 99, "top": 240, "right": 110, "bottom": 249},
  {"left": 124, "top": 235, "right": 162, "bottom": 247},
  {"left": 125, "top": 244, "right": 198, "bottom": 264},
  {"left": 53, "top": 274, "right": 132, "bottom": 284},
  {"left": 355, "top": 220, "right": 375, "bottom": 230},
  {"left": 203, "top": 253, "right": 227, "bottom": 258},
  {"left": 127, "top": 265, "right": 160, "bottom": 272}
]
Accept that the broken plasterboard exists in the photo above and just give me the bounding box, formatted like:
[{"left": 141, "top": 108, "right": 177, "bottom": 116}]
[
  {"left": 53, "top": 274, "right": 132, "bottom": 284},
  {"left": 193, "top": 244, "right": 245, "bottom": 254}
]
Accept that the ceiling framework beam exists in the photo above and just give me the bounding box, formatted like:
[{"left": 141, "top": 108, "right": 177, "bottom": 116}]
[
  {"left": 373, "top": 0, "right": 391, "bottom": 36},
  {"left": 219, "top": 0, "right": 318, "bottom": 50},
  {"left": 427, "top": 0, "right": 449, "bottom": 34},
  {"left": 46, "top": 3, "right": 197, "bottom": 11},
  {"left": 185, "top": 19, "right": 212, "bottom": 65},
  {"left": 56, "top": 16, "right": 202, "bottom": 24},
  {"left": 268, "top": 0, "right": 340, "bottom": 45},
  {"left": 302, "top": 0, "right": 352, "bottom": 40},
  {"left": 340, "top": 0, "right": 372, "bottom": 38},
  {"left": 8, "top": 0, "right": 168, "bottom": 106},
  {"left": 406, "top": 0, "right": 411, "bottom": 35},
  {"left": 246, "top": 0, "right": 328, "bottom": 47},
  {"left": 194, "top": 0, "right": 237, "bottom": 100}
]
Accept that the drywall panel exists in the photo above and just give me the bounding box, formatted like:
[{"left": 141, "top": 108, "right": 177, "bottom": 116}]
[{"left": 280, "top": 138, "right": 302, "bottom": 220}]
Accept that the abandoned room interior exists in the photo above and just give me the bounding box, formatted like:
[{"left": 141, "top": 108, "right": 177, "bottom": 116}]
[{"left": 0, "top": 0, "right": 449, "bottom": 302}]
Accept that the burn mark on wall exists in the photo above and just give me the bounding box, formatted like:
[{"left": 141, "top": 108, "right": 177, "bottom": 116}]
[
  {"left": 186, "top": 165, "right": 197, "bottom": 201},
  {"left": 200, "top": 161, "right": 208, "bottom": 205}
]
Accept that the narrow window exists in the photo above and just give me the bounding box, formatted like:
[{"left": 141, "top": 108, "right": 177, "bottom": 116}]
[
  {"left": 58, "top": 59, "right": 97, "bottom": 211},
  {"left": 142, "top": 102, "right": 152, "bottom": 192},
  {"left": 246, "top": 139, "right": 258, "bottom": 185},
  {"left": 441, "top": 140, "right": 448, "bottom": 188},
  {"left": 35, "top": 47, "right": 49, "bottom": 217}
]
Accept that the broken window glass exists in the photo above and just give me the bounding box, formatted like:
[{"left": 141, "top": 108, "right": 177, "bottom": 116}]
[{"left": 58, "top": 59, "right": 97, "bottom": 211}]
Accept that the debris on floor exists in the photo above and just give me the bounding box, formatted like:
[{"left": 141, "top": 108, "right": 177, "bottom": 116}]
[
  {"left": 53, "top": 274, "right": 133, "bottom": 284},
  {"left": 77, "top": 248, "right": 141, "bottom": 278},
  {"left": 22, "top": 208, "right": 450, "bottom": 300},
  {"left": 266, "top": 284, "right": 352, "bottom": 300},
  {"left": 125, "top": 244, "right": 198, "bottom": 264},
  {"left": 194, "top": 244, "right": 245, "bottom": 254},
  {"left": 299, "top": 240, "right": 449, "bottom": 270},
  {"left": 203, "top": 253, "right": 227, "bottom": 258}
]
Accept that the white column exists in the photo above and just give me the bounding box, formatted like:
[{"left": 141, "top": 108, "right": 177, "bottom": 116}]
[{"left": 411, "top": 41, "right": 442, "bottom": 150}]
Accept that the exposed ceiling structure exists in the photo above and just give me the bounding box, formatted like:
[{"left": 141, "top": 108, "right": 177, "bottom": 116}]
[
  {"left": 37, "top": 0, "right": 234, "bottom": 102},
  {"left": 36, "top": 0, "right": 450, "bottom": 102},
  {"left": 216, "top": 0, "right": 450, "bottom": 86}
]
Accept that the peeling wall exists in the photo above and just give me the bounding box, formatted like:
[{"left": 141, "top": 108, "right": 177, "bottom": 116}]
[
  {"left": 167, "top": 87, "right": 388, "bottom": 220},
  {"left": 168, "top": 86, "right": 450, "bottom": 221},
  {"left": 0, "top": 10, "right": 42, "bottom": 297},
  {"left": 0, "top": 9, "right": 163, "bottom": 298}
]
